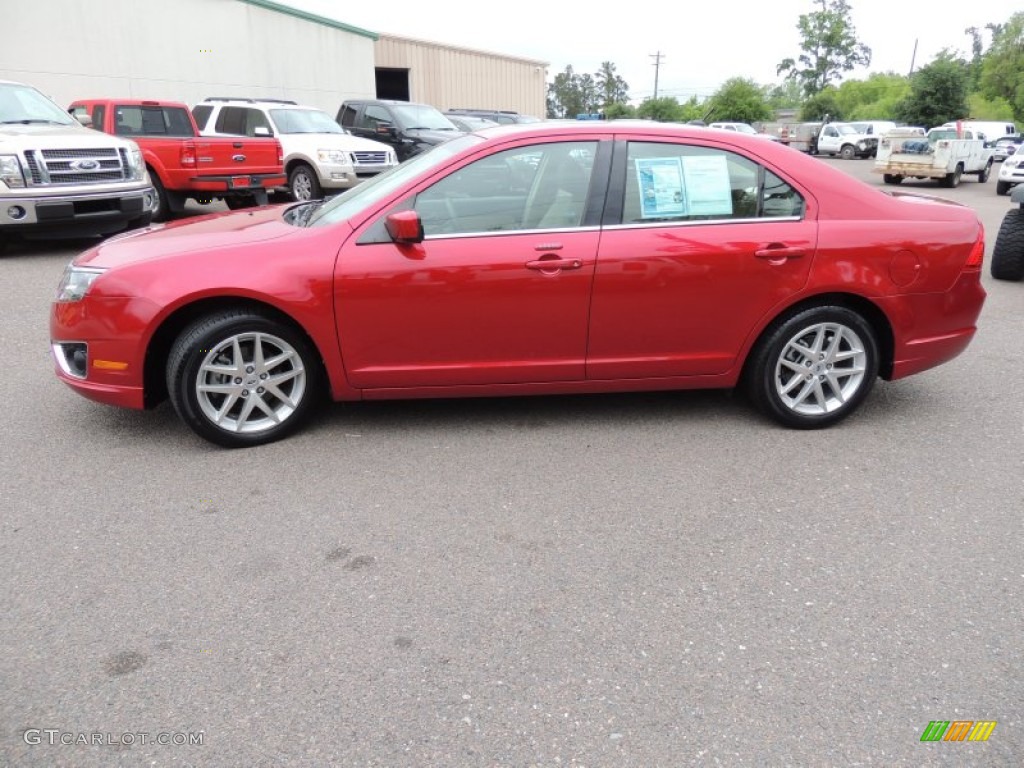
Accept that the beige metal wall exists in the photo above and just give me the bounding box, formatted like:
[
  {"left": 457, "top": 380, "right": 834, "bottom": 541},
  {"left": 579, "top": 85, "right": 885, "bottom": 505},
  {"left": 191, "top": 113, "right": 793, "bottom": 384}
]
[
  {"left": 0, "top": 0, "right": 376, "bottom": 114},
  {"left": 375, "top": 36, "right": 548, "bottom": 119}
]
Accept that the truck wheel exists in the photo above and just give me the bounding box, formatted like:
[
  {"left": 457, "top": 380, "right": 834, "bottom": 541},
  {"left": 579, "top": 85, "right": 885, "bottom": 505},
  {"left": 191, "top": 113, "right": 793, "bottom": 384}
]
[
  {"left": 839, "top": 145, "right": 856, "bottom": 160},
  {"left": 882, "top": 174, "right": 903, "bottom": 185},
  {"left": 991, "top": 209, "right": 1024, "bottom": 281},
  {"left": 996, "top": 181, "right": 1011, "bottom": 196},
  {"left": 224, "top": 196, "right": 255, "bottom": 210},
  {"left": 941, "top": 164, "right": 963, "bottom": 188},
  {"left": 977, "top": 159, "right": 993, "bottom": 183},
  {"left": 289, "top": 164, "right": 322, "bottom": 202},
  {"left": 149, "top": 173, "right": 170, "bottom": 223}
]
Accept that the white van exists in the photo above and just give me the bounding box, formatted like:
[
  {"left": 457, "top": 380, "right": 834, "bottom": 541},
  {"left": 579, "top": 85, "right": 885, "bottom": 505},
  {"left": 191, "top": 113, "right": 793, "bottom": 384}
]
[{"left": 940, "top": 121, "right": 1017, "bottom": 143}]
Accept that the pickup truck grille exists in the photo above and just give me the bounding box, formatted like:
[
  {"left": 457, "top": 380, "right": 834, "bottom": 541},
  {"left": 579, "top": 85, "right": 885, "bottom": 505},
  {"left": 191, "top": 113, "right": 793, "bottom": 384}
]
[
  {"left": 351, "top": 151, "right": 389, "bottom": 165},
  {"left": 23, "top": 148, "right": 128, "bottom": 186}
]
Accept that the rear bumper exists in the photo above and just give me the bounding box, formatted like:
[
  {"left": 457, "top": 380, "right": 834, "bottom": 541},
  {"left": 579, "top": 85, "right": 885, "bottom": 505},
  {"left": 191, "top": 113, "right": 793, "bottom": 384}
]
[{"left": 188, "top": 173, "right": 286, "bottom": 193}]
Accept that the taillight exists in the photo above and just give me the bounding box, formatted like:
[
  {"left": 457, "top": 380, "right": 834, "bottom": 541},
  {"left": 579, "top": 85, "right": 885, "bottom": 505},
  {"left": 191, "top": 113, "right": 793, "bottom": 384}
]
[
  {"left": 277, "top": 141, "right": 283, "bottom": 165},
  {"left": 964, "top": 226, "right": 985, "bottom": 271},
  {"left": 180, "top": 141, "right": 196, "bottom": 167}
]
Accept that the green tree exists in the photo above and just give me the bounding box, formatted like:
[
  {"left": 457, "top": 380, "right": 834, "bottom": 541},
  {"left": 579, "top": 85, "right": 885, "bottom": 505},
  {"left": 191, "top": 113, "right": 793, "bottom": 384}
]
[
  {"left": 595, "top": 61, "right": 630, "bottom": 109},
  {"left": 834, "top": 72, "right": 909, "bottom": 120},
  {"left": 764, "top": 80, "right": 804, "bottom": 111},
  {"left": 635, "top": 96, "right": 705, "bottom": 123},
  {"left": 603, "top": 102, "right": 636, "bottom": 120},
  {"left": 777, "top": 0, "right": 872, "bottom": 96},
  {"left": 708, "top": 78, "right": 773, "bottom": 123},
  {"left": 967, "top": 93, "right": 1015, "bottom": 121},
  {"left": 980, "top": 12, "right": 1024, "bottom": 120},
  {"left": 547, "top": 66, "right": 601, "bottom": 118},
  {"left": 894, "top": 53, "right": 969, "bottom": 127},
  {"left": 799, "top": 88, "right": 843, "bottom": 121}
]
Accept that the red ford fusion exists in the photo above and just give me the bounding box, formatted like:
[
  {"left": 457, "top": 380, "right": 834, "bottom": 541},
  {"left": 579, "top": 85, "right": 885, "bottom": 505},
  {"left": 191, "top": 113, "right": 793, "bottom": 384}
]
[{"left": 51, "top": 122, "right": 986, "bottom": 447}]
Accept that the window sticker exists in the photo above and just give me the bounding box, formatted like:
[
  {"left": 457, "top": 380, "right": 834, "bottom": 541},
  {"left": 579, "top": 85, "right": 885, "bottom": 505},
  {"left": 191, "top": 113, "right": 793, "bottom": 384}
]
[
  {"left": 681, "top": 155, "right": 734, "bottom": 216},
  {"left": 635, "top": 157, "right": 686, "bottom": 218}
]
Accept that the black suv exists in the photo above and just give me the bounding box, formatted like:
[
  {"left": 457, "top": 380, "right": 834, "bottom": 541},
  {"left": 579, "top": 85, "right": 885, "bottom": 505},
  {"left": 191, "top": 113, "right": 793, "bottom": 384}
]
[
  {"left": 446, "top": 108, "right": 541, "bottom": 125},
  {"left": 336, "top": 99, "right": 460, "bottom": 161}
]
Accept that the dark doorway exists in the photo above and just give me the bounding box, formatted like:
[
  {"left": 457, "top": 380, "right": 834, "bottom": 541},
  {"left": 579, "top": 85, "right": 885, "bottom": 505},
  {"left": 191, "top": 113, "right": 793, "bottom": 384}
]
[{"left": 376, "top": 68, "right": 410, "bottom": 101}]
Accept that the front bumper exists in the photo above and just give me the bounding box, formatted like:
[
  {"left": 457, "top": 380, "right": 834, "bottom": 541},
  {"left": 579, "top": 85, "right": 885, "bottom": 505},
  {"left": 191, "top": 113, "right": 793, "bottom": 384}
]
[
  {"left": 2, "top": 187, "right": 154, "bottom": 235},
  {"left": 997, "top": 162, "right": 1024, "bottom": 188}
]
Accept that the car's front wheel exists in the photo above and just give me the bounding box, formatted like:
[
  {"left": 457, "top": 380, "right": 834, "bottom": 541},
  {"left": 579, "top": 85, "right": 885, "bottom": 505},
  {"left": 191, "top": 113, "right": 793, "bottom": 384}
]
[
  {"left": 978, "top": 159, "right": 992, "bottom": 183},
  {"left": 289, "top": 164, "right": 322, "bottom": 202},
  {"left": 839, "top": 144, "right": 856, "bottom": 160},
  {"left": 991, "top": 208, "right": 1024, "bottom": 281},
  {"left": 167, "top": 311, "right": 322, "bottom": 447},
  {"left": 746, "top": 306, "right": 879, "bottom": 429}
]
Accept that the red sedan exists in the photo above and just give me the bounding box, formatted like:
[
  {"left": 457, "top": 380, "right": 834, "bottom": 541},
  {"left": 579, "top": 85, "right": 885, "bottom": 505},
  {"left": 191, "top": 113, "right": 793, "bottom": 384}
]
[{"left": 51, "top": 122, "right": 986, "bottom": 447}]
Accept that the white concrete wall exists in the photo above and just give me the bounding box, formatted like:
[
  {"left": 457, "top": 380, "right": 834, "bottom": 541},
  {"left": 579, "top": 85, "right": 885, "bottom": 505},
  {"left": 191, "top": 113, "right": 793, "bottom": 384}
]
[{"left": 0, "top": 0, "right": 376, "bottom": 114}]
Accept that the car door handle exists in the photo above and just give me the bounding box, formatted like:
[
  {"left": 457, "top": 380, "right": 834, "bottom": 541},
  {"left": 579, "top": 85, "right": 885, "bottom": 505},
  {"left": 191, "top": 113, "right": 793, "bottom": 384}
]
[
  {"left": 755, "top": 246, "right": 806, "bottom": 262},
  {"left": 526, "top": 258, "right": 583, "bottom": 271}
]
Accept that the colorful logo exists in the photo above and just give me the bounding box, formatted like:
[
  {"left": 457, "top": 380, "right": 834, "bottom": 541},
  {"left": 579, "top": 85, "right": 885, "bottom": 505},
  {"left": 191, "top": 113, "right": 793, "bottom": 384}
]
[{"left": 920, "top": 721, "right": 997, "bottom": 742}]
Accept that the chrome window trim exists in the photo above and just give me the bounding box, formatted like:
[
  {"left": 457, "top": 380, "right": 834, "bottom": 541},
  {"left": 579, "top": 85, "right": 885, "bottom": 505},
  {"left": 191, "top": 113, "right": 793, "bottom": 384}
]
[
  {"left": 423, "top": 225, "right": 603, "bottom": 241},
  {"left": 603, "top": 216, "right": 803, "bottom": 231}
]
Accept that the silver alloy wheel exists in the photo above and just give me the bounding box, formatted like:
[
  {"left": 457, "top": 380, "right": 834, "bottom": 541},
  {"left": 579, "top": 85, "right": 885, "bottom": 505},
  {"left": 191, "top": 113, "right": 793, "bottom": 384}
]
[
  {"left": 773, "top": 322, "right": 867, "bottom": 416},
  {"left": 195, "top": 332, "right": 306, "bottom": 434},
  {"left": 291, "top": 171, "right": 313, "bottom": 201}
]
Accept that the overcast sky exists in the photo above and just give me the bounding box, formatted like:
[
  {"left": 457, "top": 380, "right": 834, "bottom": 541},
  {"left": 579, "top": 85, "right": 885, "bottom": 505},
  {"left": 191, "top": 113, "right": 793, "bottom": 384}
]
[{"left": 282, "top": 0, "right": 1010, "bottom": 103}]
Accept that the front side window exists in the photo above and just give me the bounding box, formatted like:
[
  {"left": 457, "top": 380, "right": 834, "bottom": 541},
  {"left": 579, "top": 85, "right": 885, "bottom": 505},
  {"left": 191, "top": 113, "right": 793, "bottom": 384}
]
[
  {"left": 361, "top": 106, "right": 392, "bottom": 131},
  {"left": 622, "top": 142, "right": 803, "bottom": 223},
  {"left": 412, "top": 141, "right": 598, "bottom": 236}
]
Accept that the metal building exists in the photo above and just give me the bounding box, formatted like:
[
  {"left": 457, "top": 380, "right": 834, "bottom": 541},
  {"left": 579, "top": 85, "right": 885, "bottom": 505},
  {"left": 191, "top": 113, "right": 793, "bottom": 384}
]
[
  {"left": 0, "top": 0, "right": 546, "bottom": 119},
  {"left": 374, "top": 35, "right": 548, "bottom": 120}
]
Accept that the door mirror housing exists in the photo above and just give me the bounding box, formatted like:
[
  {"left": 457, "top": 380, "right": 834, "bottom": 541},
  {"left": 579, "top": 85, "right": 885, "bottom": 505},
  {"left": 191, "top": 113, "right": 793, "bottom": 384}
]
[
  {"left": 385, "top": 210, "right": 424, "bottom": 244},
  {"left": 253, "top": 126, "right": 272, "bottom": 137}
]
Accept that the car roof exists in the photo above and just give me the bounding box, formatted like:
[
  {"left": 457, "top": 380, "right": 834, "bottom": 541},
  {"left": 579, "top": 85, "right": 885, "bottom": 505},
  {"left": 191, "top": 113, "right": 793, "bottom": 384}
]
[{"left": 73, "top": 99, "right": 189, "bottom": 108}]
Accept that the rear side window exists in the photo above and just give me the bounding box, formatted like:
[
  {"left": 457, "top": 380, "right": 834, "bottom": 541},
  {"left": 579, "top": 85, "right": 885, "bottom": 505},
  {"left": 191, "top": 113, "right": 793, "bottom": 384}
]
[
  {"left": 622, "top": 142, "right": 804, "bottom": 223},
  {"left": 213, "top": 107, "right": 271, "bottom": 137},
  {"left": 192, "top": 104, "right": 213, "bottom": 131},
  {"left": 113, "top": 106, "right": 193, "bottom": 137}
]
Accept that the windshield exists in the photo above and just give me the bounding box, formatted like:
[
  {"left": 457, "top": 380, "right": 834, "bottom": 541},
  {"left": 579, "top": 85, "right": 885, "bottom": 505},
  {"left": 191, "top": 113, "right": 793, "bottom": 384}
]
[
  {"left": 836, "top": 124, "right": 860, "bottom": 135},
  {"left": 309, "top": 134, "right": 483, "bottom": 227},
  {"left": 0, "top": 83, "right": 76, "bottom": 125},
  {"left": 270, "top": 108, "right": 343, "bottom": 134},
  {"left": 391, "top": 104, "right": 458, "bottom": 131}
]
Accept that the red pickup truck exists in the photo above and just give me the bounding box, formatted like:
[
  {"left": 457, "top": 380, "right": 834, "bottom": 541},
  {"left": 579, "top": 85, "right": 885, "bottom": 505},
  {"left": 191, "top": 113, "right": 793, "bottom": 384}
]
[{"left": 69, "top": 99, "right": 285, "bottom": 221}]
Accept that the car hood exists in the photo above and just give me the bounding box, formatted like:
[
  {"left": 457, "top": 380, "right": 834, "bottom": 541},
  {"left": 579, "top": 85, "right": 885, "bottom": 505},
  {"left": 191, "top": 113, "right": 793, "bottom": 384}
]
[
  {"left": 0, "top": 122, "right": 130, "bottom": 148},
  {"left": 76, "top": 206, "right": 297, "bottom": 270},
  {"left": 405, "top": 128, "right": 460, "bottom": 145}
]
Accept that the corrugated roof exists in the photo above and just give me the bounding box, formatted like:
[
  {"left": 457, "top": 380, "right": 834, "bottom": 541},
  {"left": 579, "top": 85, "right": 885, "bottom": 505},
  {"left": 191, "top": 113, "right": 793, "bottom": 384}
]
[
  {"left": 235, "top": 0, "right": 378, "bottom": 40},
  {"left": 378, "top": 33, "right": 548, "bottom": 67}
]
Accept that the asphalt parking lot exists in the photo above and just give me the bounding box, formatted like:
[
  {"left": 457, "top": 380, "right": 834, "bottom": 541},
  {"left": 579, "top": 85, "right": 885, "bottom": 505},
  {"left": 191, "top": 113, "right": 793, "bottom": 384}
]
[{"left": 1, "top": 158, "right": 1021, "bottom": 766}]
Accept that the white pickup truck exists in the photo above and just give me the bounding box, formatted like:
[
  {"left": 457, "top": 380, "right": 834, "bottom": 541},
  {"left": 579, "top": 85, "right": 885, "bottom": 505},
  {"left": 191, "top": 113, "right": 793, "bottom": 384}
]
[
  {"left": 1, "top": 80, "right": 154, "bottom": 251},
  {"left": 815, "top": 123, "right": 878, "bottom": 159},
  {"left": 874, "top": 126, "right": 995, "bottom": 188}
]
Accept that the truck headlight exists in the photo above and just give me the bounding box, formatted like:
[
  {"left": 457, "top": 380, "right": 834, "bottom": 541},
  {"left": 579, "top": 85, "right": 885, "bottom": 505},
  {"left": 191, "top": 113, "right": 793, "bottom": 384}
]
[
  {"left": 0, "top": 155, "right": 26, "bottom": 188},
  {"left": 317, "top": 149, "right": 351, "bottom": 165},
  {"left": 126, "top": 145, "right": 145, "bottom": 180},
  {"left": 55, "top": 266, "right": 106, "bottom": 302}
]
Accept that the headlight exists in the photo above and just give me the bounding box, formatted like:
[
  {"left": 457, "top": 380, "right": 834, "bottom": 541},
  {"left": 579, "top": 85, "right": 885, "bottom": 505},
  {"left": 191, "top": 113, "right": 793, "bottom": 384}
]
[
  {"left": 125, "top": 145, "right": 145, "bottom": 180},
  {"left": 317, "top": 149, "right": 351, "bottom": 165},
  {"left": 0, "top": 155, "right": 26, "bottom": 188},
  {"left": 55, "top": 266, "right": 106, "bottom": 302}
]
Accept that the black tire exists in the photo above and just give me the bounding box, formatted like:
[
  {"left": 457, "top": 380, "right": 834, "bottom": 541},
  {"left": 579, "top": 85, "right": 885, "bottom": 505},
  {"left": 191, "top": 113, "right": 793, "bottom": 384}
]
[
  {"left": 166, "top": 310, "right": 323, "bottom": 448},
  {"left": 977, "top": 159, "right": 992, "bottom": 183},
  {"left": 941, "top": 164, "right": 963, "bottom": 188},
  {"left": 839, "top": 144, "right": 856, "bottom": 160},
  {"left": 288, "top": 163, "right": 322, "bottom": 202},
  {"left": 745, "top": 306, "right": 879, "bottom": 429},
  {"left": 882, "top": 174, "right": 903, "bottom": 185},
  {"left": 991, "top": 208, "right": 1024, "bottom": 281},
  {"left": 996, "top": 181, "right": 1011, "bottom": 196},
  {"left": 149, "top": 172, "right": 170, "bottom": 223},
  {"left": 224, "top": 196, "right": 254, "bottom": 210}
]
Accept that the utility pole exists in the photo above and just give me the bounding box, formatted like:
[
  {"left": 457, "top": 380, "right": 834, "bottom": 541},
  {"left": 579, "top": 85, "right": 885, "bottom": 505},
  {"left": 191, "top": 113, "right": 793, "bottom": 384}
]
[
  {"left": 909, "top": 38, "right": 918, "bottom": 76},
  {"left": 650, "top": 51, "right": 664, "bottom": 99}
]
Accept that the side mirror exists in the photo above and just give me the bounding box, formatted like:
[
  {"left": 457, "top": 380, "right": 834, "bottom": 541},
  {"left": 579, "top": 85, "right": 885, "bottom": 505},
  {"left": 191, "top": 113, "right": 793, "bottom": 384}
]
[
  {"left": 385, "top": 210, "right": 424, "bottom": 244},
  {"left": 376, "top": 121, "right": 394, "bottom": 136},
  {"left": 253, "top": 126, "right": 272, "bottom": 137},
  {"left": 72, "top": 112, "right": 92, "bottom": 128}
]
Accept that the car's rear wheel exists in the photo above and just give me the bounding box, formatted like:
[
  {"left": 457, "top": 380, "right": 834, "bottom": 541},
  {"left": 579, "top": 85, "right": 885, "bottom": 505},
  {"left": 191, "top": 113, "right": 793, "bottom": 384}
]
[
  {"left": 167, "top": 311, "right": 322, "bottom": 447},
  {"left": 882, "top": 174, "right": 903, "bottom": 185},
  {"left": 746, "top": 306, "right": 879, "bottom": 429},
  {"left": 289, "top": 163, "right": 322, "bottom": 202},
  {"left": 941, "top": 164, "right": 963, "bottom": 188},
  {"left": 991, "top": 208, "right": 1024, "bottom": 281},
  {"left": 149, "top": 172, "right": 170, "bottom": 223},
  {"left": 996, "top": 181, "right": 1011, "bottom": 196}
]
